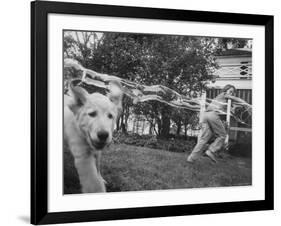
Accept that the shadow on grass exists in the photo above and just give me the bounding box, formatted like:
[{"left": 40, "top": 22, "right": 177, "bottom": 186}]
[
  {"left": 228, "top": 143, "right": 252, "bottom": 158},
  {"left": 63, "top": 145, "right": 81, "bottom": 194}
]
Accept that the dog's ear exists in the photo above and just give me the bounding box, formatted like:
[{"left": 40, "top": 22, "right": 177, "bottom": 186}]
[
  {"left": 107, "top": 81, "right": 123, "bottom": 111},
  {"left": 68, "top": 81, "right": 89, "bottom": 113}
]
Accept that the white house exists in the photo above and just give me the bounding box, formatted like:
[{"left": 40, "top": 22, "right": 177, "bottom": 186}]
[
  {"left": 207, "top": 48, "right": 252, "bottom": 104},
  {"left": 206, "top": 48, "right": 252, "bottom": 143}
]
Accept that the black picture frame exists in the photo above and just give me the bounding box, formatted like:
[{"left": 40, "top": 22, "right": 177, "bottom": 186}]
[{"left": 31, "top": 0, "right": 274, "bottom": 224}]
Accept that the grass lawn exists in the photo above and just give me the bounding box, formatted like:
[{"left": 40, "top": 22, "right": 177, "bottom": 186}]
[{"left": 64, "top": 143, "right": 252, "bottom": 194}]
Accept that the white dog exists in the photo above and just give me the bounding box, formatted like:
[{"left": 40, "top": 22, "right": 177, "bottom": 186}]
[{"left": 64, "top": 80, "right": 123, "bottom": 193}]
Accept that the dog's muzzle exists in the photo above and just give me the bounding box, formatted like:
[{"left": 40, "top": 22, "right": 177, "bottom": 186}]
[{"left": 87, "top": 131, "right": 110, "bottom": 150}]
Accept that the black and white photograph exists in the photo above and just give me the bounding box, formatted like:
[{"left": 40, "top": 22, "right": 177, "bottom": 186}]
[
  {"left": 63, "top": 30, "right": 253, "bottom": 194},
  {"left": 28, "top": 1, "right": 274, "bottom": 224},
  {"left": 0, "top": 0, "right": 277, "bottom": 225}
]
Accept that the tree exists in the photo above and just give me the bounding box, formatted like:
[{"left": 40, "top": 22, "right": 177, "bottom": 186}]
[
  {"left": 217, "top": 38, "right": 249, "bottom": 50},
  {"left": 127, "top": 35, "right": 218, "bottom": 137},
  {"left": 63, "top": 32, "right": 232, "bottom": 138},
  {"left": 88, "top": 33, "right": 143, "bottom": 132},
  {"left": 63, "top": 31, "right": 100, "bottom": 67}
]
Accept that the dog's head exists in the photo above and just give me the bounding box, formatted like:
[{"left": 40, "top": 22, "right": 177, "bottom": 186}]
[{"left": 68, "top": 80, "right": 123, "bottom": 150}]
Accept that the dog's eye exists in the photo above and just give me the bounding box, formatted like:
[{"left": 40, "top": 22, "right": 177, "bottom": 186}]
[
  {"left": 88, "top": 111, "right": 97, "bottom": 117},
  {"left": 108, "top": 113, "right": 113, "bottom": 119}
]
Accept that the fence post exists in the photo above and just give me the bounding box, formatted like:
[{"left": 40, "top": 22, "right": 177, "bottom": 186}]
[
  {"left": 197, "top": 92, "right": 207, "bottom": 142},
  {"left": 199, "top": 92, "right": 206, "bottom": 123},
  {"left": 225, "top": 99, "right": 232, "bottom": 148}
]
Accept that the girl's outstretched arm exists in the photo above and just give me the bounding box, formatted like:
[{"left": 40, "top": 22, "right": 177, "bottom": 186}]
[{"left": 224, "top": 94, "right": 251, "bottom": 106}]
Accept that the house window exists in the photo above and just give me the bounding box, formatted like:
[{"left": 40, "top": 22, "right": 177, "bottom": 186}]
[
  {"left": 214, "top": 59, "right": 252, "bottom": 80},
  {"left": 240, "top": 61, "right": 252, "bottom": 79}
]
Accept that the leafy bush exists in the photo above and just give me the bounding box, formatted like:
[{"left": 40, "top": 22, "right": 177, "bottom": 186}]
[{"left": 113, "top": 131, "right": 195, "bottom": 153}]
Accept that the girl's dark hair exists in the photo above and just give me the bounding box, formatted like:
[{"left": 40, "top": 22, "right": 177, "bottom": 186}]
[{"left": 222, "top": 84, "right": 236, "bottom": 94}]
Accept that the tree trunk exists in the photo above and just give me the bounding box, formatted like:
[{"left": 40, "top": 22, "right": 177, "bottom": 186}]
[
  {"left": 121, "top": 123, "right": 127, "bottom": 134},
  {"left": 132, "top": 119, "right": 136, "bottom": 133},
  {"left": 184, "top": 124, "right": 187, "bottom": 139},
  {"left": 149, "top": 122, "right": 153, "bottom": 135},
  {"left": 176, "top": 120, "right": 181, "bottom": 135},
  {"left": 116, "top": 117, "right": 120, "bottom": 131},
  {"left": 159, "top": 109, "right": 170, "bottom": 138},
  {"left": 124, "top": 113, "right": 129, "bottom": 134},
  {"left": 120, "top": 114, "right": 127, "bottom": 134},
  {"left": 156, "top": 117, "right": 162, "bottom": 136}
]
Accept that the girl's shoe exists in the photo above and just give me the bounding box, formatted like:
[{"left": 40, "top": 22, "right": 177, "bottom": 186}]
[{"left": 205, "top": 150, "right": 217, "bottom": 163}]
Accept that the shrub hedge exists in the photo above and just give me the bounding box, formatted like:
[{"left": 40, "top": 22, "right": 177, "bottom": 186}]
[{"left": 113, "top": 131, "right": 196, "bottom": 153}]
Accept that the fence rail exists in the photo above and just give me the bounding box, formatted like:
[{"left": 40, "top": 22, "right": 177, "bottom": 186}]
[{"left": 207, "top": 89, "right": 252, "bottom": 104}]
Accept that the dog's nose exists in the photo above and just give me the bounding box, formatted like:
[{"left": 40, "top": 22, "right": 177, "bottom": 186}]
[{"left": 97, "top": 131, "right": 109, "bottom": 142}]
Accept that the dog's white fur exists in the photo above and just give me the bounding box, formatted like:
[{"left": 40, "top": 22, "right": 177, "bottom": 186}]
[{"left": 64, "top": 81, "right": 123, "bottom": 193}]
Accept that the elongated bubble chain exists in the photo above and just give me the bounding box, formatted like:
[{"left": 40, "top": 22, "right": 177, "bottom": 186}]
[{"left": 64, "top": 59, "right": 252, "bottom": 126}]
